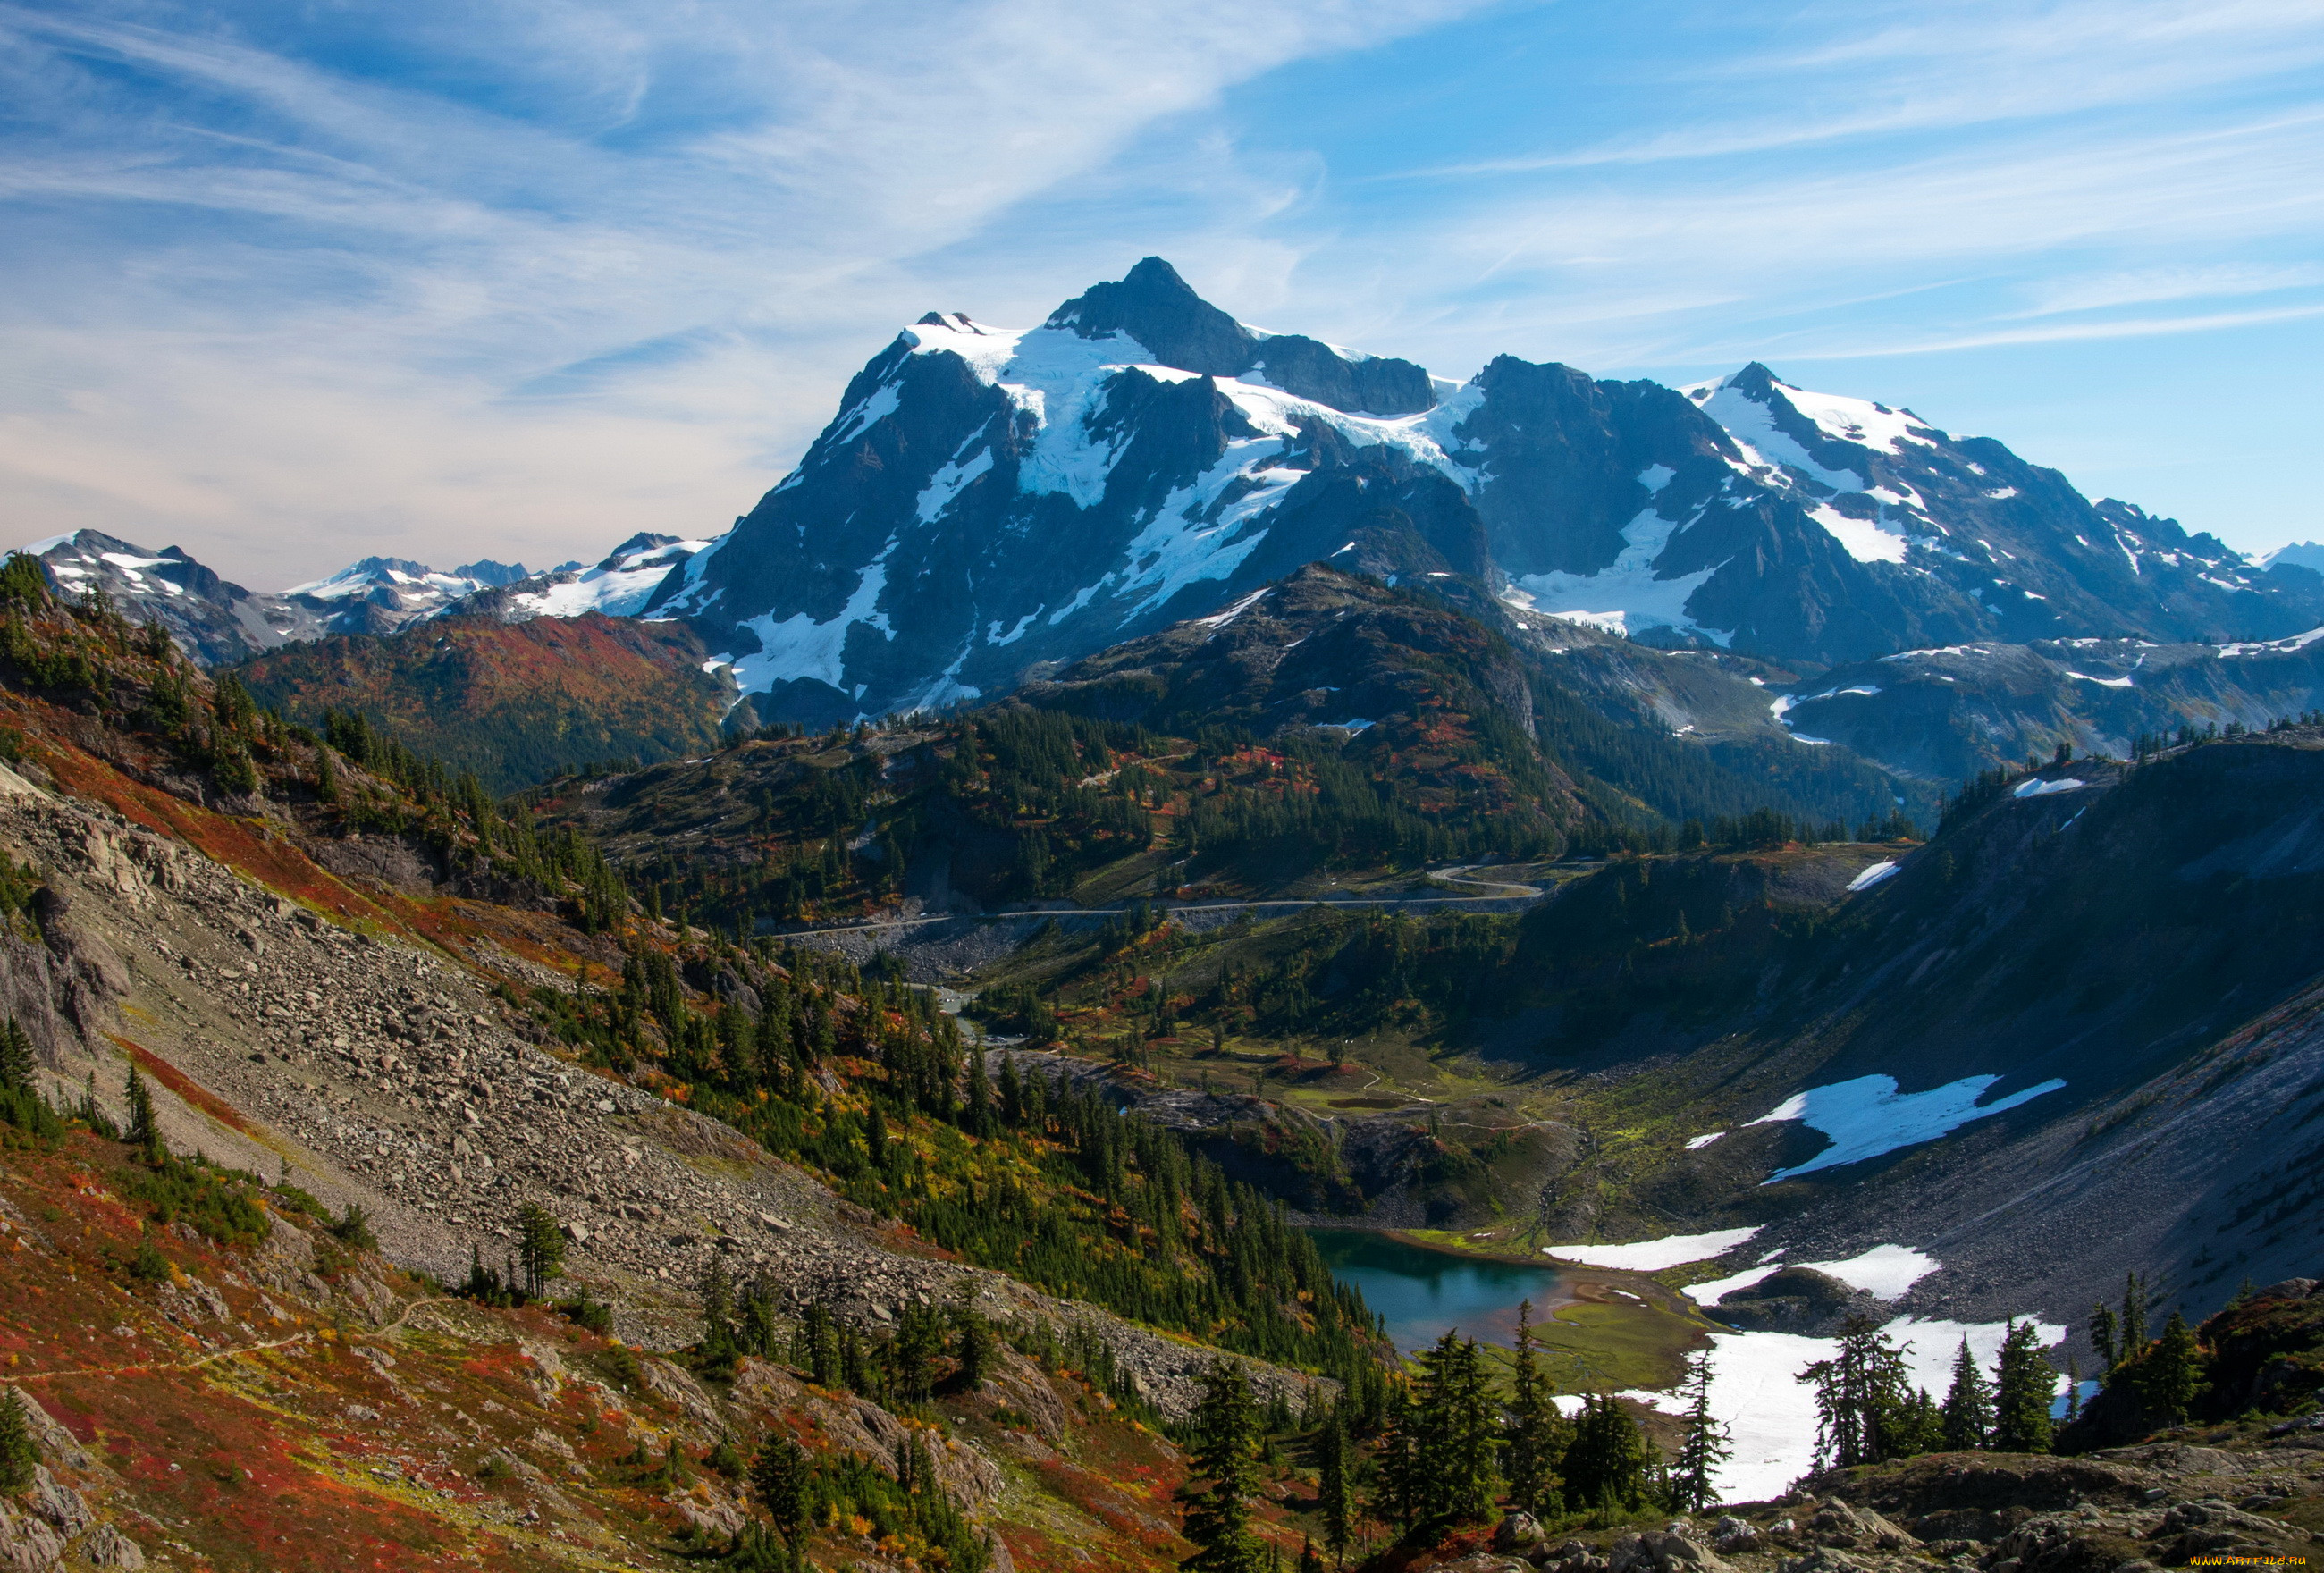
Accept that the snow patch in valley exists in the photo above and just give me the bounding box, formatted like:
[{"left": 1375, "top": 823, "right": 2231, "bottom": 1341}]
[
  {"left": 1627, "top": 1312, "right": 2064, "bottom": 1502},
  {"left": 1751, "top": 1073, "right": 2068, "bottom": 1182},
  {"left": 1545, "top": 1225, "right": 1761, "bottom": 1271},
  {"left": 1846, "top": 861, "right": 1899, "bottom": 892},
  {"left": 986, "top": 611, "right": 1037, "bottom": 646},
  {"left": 1681, "top": 1242, "right": 1939, "bottom": 1308},
  {"left": 2066, "top": 670, "right": 2135, "bottom": 688},
  {"left": 1685, "top": 1131, "right": 1726, "bottom": 1150}
]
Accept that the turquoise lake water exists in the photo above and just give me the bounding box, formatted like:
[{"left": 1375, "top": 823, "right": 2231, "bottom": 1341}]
[{"left": 1308, "top": 1228, "right": 1568, "bottom": 1354}]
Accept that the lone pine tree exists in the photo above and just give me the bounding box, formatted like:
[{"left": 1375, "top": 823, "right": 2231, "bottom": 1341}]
[
  {"left": 1501, "top": 1300, "right": 1569, "bottom": 1517},
  {"left": 1314, "top": 1409, "right": 1352, "bottom": 1567},
  {"left": 1671, "top": 1350, "right": 1731, "bottom": 1512},
  {"left": 2136, "top": 1311, "right": 2203, "bottom": 1427},
  {"left": 1991, "top": 1321, "right": 2056, "bottom": 1454},
  {"left": 1941, "top": 1337, "right": 1995, "bottom": 1451},
  {"left": 1180, "top": 1361, "right": 1266, "bottom": 1573},
  {"left": 1802, "top": 1316, "right": 1920, "bottom": 1469},
  {"left": 751, "top": 1433, "right": 810, "bottom": 1550},
  {"left": 1562, "top": 1394, "right": 1654, "bottom": 1511},
  {"left": 0, "top": 1386, "right": 38, "bottom": 1494}
]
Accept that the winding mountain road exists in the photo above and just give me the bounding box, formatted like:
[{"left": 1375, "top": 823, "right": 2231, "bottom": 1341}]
[{"left": 769, "top": 864, "right": 1554, "bottom": 940}]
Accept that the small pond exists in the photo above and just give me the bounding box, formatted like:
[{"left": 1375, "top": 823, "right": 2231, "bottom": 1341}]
[{"left": 1308, "top": 1228, "right": 1568, "bottom": 1355}]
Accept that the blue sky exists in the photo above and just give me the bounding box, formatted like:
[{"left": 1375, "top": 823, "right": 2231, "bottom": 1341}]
[{"left": 3, "top": 0, "right": 2320, "bottom": 585}]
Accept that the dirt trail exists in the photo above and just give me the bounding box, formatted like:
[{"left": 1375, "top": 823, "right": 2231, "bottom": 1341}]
[{"left": 16, "top": 1293, "right": 458, "bottom": 1386}]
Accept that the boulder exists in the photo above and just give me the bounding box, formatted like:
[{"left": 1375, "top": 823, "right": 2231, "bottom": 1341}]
[
  {"left": 1494, "top": 1512, "right": 1545, "bottom": 1552},
  {"left": 1807, "top": 1499, "right": 1918, "bottom": 1551},
  {"left": 0, "top": 1502, "right": 65, "bottom": 1573},
  {"left": 25, "top": 1471, "right": 89, "bottom": 1537},
  {"left": 1714, "top": 1269, "right": 1885, "bottom": 1335},
  {"left": 80, "top": 1524, "right": 146, "bottom": 1569}
]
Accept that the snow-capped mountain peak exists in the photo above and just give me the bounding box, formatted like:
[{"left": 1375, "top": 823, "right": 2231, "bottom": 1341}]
[
  {"left": 628, "top": 261, "right": 2324, "bottom": 725},
  {"left": 471, "top": 534, "right": 714, "bottom": 621}
]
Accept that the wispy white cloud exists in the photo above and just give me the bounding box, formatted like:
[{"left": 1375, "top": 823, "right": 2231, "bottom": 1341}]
[
  {"left": 0, "top": 0, "right": 1485, "bottom": 583},
  {"left": 2010, "top": 264, "right": 2324, "bottom": 317},
  {"left": 4, "top": 0, "right": 2321, "bottom": 574},
  {"left": 1378, "top": 0, "right": 2324, "bottom": 181},
  {"left": 1779, "top": 302, "right": 2324, "bottom": 361}
]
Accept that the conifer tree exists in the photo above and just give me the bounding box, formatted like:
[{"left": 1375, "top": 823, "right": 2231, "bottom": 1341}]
[
  {"left": 1179, "top": 1360, "right": 1265, "bottom": 1573},
  {"left": 2118, "top": 1273, "right": 2149, "bottom": 1359},
  {"left": 2136, "top": 1311, "right": 2202, "bottom": 1428},
  {"left": 0, "top": 1386, "right": 38, "bottom": 1494},
  {"left": 0, "top": 1018, "right": 32, "bottom": 1092},
  {"left": 1890, "top": 1388, "right": 1944, "bottom": 1458},
  {"left": 1801, "top": 1316, "right": 1916, "bottom": 1469},
  {"left": 1562, "top": 1394, "right": 1652, "bottom": 1512},
  {"left": 1502, "top": 1300, "right": 1564, "bottom": 1517},
  {"left": 1412, "top": 1331, "right": 1499, "bottom": 1523},
  {"left": 1298, "top": 1538, "right": 1323, "bottom": 1573},
  {"left": 751, "top": 1433, "right": 810, "bottom": 1552},
  {"left": 699, "top": 1259, "right": 737, "bottom": 1369},
  {"left": 1940, "top": 1337, "right": 1994, "bottom": 1451},
  {"left": 1671, "top": 1350, "right": 1730, "bottom": 1512},
  {"left": 965, "top": 1045, "right": 994, "bottom": 1138},
  {"left": 124, "top": 1063, "right": 160, "bottom": 1162},
  {"left": 515, "top": 1203, "right": 565, "bottom": 1297},
  {"left": 1371, "top": 1385, "right": 1423, "bottom": 1533},
  {"left": 1991, "top": 1321, "right": 2055, "bottom": 1454},
  {"left": 952, "top": 1299, "right": 994, "bottom": 1392},
  {"left": 2086, "top": 1301, "right": 2118, "bottom": 1372},
  {"left": 1314, "top": 1409, "right": 1352, "bottom": 1568}
]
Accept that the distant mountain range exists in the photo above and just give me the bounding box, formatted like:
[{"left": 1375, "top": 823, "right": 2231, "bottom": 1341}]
[
  {"left": 5, "top": 528, "right": 699, "bottom": 664},
  {"left": 10, "top": 258, "right": 2322, "bottom": 788}
]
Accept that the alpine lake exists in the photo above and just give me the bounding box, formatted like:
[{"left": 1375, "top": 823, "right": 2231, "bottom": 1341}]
[{"left": 1306, "top": 1227, "right": 1707, "bottom": 1391}]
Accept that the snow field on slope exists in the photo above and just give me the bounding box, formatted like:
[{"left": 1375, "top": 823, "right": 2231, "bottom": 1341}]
[
  {"left": 2013, "top": 777, "right": 2089, "bottom": 797},
  {"left": 1545, "top": 1225, "right": 1764, "bottom": 1271},
  {"left": 1504, "top": 504, "right": 1730, "bottom": 645},
  {"left": 712, "top": 542, "right": 895, "bottom": 698},
  {"left": 1750, "top": 1073, "right": 2067, "bottom": 1182},
  {"left": 1625, "top": 1311, "right": 2065, "bottom": 1503},
  {"left": 1846, "top": 861, "right": 1899, "bottom": 893}
]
